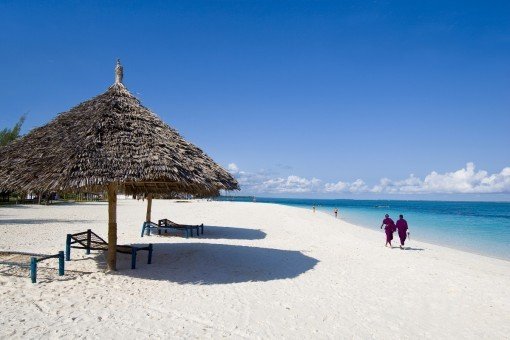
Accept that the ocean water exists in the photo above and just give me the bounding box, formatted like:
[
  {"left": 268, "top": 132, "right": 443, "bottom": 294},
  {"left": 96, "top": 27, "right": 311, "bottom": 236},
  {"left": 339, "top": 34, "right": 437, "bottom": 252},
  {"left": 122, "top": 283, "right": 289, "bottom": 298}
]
[{"left": 217, "top": 197, "right": 510, "bottom": 261}]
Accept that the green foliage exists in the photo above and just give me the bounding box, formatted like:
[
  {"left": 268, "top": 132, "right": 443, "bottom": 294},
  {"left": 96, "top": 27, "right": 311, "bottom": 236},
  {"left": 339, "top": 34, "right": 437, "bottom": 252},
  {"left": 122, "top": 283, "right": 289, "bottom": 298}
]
[{"left": 0, "top": 114, "right": 26, "bottom": 146}]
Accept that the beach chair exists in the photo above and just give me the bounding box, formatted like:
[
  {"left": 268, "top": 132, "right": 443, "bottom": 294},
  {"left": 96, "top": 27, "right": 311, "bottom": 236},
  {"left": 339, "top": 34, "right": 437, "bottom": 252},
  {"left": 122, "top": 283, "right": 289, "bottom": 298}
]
[
  {"left": 159, "top": 218, "right": 204, "bottom": 237},
  {"left": 66, "top": 229, "right": 153, "bottom": 269},
  {"left": 140, "top": 221, "right": 161, "bottom": 237},
  {"left": 140, "top": 219, "right": 195, "bottom": 238},
  {"left": 141, "top": 220, "right": 192, "bottom": 238},
  {"left": 140, "top": 219, "right": 203, "bottom": 238}
]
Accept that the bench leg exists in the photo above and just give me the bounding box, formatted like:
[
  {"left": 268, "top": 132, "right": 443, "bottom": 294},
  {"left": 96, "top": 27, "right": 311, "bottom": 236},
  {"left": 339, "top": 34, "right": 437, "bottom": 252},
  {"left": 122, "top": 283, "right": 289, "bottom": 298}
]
[
  {"left": 201, "top": 224, "right": 204, "bottom": 235},
  {"left": 148, "top": 244, "right": 153, "bottom": 264},
  {"left": 141, "top": 223, "right": 146, "bottom": 237},
  {"left": 86, "top": 229, "right": 91, "bottom": 255},
  {"left": 58, "top": 251, "right": 65, "bottom": 276},
  {"left": 65, "top": 234, "right": 71, "bottom": 261},
  {"left": 131, "top": 248, "right": 137, "bottom": 269},
  {"left": 30, "top": 257, "right": 37, "bottom": 283}
]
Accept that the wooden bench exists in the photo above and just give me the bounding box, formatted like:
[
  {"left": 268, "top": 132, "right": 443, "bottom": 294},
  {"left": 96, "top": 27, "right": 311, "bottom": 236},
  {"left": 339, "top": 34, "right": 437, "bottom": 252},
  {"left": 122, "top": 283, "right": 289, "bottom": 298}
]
[
  {"left": 0, "top": 251, "right": 65, "bottom": 283},
  {"left": 66, "top": 229, "right": 153, "bottom": 269}
]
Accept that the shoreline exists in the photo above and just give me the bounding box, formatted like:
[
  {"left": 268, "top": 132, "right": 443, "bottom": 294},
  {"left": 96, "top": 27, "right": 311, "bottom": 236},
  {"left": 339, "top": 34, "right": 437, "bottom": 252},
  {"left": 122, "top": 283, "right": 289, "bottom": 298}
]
[
  {"left": 228, "top": 195, "right": 510, "bottom": 204},
  {"left": 311, "top": 206, "right": 510, "bottom": 263},
  {"left": 332, "top": 209, "right": 510, "bottom": 264},
  {"left": 234, "top": 198, "right": 510, "bottom": 262},
  {"left": 257, "top": 201, "right": 510, "bottom": 264}
]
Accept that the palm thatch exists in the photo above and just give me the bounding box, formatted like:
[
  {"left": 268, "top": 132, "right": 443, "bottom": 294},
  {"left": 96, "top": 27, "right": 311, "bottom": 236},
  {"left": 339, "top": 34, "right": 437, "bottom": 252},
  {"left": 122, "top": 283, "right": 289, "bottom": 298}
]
[
  {"left": 0, "top": 69, "right": 238, "bottom": 196},
  {"left": 0, "top": 60, "right": 239, "bottom": 270}
]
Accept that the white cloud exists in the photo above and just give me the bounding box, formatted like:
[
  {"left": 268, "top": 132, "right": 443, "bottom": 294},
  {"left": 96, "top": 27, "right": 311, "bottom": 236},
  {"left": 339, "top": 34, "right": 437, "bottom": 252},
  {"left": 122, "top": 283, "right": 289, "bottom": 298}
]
[
  {"left": 227, "top": 163, "right": 239, "bottom": 173},
  {"left": 227, "top": 162, "right": 510, "bottom": 195},
  {"left": 324, "top": 179, "right": 369, "bottom": 193},
  {"left": 258, "top": 176, "right": 322, "bottom": 194},
  {"left": 414, "top": 162, "right": 510, "bottom": 194},
  {"left": 338, "top": 163, "right": 510, "bottom": 194},
  {"left": 324, "top": 180, "right": 349, "bottom": 193},
  {"left": 226, "top": 164, "right": 322, "bottom": 194},
  {"left": 350, "top": 179, "right": 368, "bottom": 193}
]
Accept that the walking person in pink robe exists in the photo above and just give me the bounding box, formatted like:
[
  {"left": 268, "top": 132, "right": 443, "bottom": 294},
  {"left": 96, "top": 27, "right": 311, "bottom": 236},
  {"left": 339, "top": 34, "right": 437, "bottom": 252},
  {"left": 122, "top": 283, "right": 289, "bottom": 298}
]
[
  {"left": 380, "top": 214, "right": 395, "bottom": 248},
  {"left": 396, "top": 214, "right": 409, "bottom": 249}
]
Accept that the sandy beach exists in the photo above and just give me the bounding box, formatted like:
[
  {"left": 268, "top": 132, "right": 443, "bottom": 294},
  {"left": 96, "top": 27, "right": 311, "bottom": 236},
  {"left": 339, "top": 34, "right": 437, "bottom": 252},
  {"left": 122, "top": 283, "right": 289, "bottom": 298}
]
[{"left": 0, "top": 199, "right": 509, "bottom": 339}]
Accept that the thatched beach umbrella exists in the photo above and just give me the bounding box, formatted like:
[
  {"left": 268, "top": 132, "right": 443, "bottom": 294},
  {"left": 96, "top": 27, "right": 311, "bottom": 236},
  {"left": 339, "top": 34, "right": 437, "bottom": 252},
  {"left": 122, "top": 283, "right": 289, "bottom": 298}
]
[{"left": 0, "top": 60, "right": 239, "bottom": 270}]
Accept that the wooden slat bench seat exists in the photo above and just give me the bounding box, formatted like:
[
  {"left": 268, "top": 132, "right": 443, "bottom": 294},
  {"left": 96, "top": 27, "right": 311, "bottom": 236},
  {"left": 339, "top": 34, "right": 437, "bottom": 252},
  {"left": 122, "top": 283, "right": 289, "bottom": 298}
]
[
  {"left": 66, "top": 229, "right": 153, "bottom": 269},
  {"left": 140, "top": 219, "right": 204, "bottom": 238}
]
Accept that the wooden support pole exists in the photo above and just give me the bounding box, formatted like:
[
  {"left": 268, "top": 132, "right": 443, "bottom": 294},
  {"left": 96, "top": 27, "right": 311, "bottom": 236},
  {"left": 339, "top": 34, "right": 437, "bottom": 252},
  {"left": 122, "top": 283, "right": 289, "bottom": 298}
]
[
  {"left": 86, "top": 229, "right": 91, "bottom": 254},
  {"left": 30, "top": 257, "right": 37, "bottom": 283},
  {"left": 148, "top": 244, "right": 153, "bottom": 264},
  {"left": 58, "top": 251, "right": 65, "bottom": 276},
  {"left": 65, "top": 234, "right": 72, "bottom": 261},
  {"left": 131, "top": 247, "right": 137, "bottom": 269},
  {"left": 107, "top": 183, "right": 117, "bottom": 271},
  {"left": 146, "top": 193, "right": 153, "bottom": 222}
]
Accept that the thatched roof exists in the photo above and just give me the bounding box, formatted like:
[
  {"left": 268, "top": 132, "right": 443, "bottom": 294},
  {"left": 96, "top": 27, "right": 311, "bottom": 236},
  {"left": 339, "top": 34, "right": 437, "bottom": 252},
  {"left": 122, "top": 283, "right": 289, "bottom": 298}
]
[{"left": 0, "top": 63, "right": 238, "bottom": 195}]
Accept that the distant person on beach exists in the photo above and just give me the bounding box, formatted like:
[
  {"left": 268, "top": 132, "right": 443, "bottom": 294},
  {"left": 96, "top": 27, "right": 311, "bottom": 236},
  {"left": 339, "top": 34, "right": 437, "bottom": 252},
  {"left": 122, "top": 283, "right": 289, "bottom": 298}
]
[
  {"left": 380, "top": 214, "right": 396, "bottom": 248},
  {"left": 396, "top": 214, "right": 409, "bottom": 249},
  {"left": 334, "top": 208, "right": 338, "bottom": 218},
  {"left": 312, "top": 205, "right": 316, "bottom": 213}
]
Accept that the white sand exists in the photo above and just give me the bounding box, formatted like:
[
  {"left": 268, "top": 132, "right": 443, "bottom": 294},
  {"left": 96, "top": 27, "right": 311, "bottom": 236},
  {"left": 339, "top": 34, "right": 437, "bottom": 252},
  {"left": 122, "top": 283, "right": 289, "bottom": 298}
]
[{"left": 0, "top": 200, "right": 509, "bottom": 339}]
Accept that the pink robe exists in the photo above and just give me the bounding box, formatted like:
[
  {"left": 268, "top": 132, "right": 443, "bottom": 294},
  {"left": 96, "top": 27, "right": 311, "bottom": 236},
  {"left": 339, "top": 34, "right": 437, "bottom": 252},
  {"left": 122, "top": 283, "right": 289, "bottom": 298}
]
[
  {"left": 396, "top": 219, "right": 408, "bottom": 245},
  {"left": 383, "top": 217, "right": 395, "bottom": 242}
]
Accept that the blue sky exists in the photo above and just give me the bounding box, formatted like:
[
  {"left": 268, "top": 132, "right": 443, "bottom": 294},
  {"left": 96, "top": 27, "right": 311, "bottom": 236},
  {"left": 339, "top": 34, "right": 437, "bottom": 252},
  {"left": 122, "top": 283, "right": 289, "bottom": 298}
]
[{"left": 0, "top": 1, "right": 509, "bottom": 199}]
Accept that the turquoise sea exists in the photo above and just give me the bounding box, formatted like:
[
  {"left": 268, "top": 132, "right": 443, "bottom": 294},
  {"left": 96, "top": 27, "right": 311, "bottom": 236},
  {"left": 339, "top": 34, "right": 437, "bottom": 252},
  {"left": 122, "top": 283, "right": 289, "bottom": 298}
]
[{"left": 218, "top": 197, "right": 510, "bottom": 261}]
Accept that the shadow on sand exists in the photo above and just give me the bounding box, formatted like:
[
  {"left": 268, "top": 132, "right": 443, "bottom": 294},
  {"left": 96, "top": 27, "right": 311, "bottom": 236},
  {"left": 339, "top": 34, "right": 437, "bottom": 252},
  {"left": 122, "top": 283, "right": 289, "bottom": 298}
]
[
  {"left": 0, "top": 204, "right": 32, "bottom": 209},
  {"left": 53, "top": 201, "right": 107, "bottom": 206},
  {"left": 0, "top": 201, "right": 107, "bottom": 209},
  {"left": 110, "top": 243, "right": 318, "bottom": 285},
  {"left": 155, "top": 225, "right": 266, "bottom": 240},
  {"left": 0, "top": 218, "right": 93, "bottom": 225}
]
